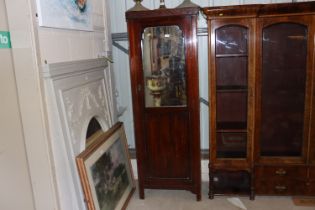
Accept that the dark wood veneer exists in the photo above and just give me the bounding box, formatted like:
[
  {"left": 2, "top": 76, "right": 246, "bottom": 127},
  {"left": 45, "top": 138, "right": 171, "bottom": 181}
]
[
  {"left": 126, "top": 7, "right": 201, "bottom": 200},
  {"left": 203, "top": 2, "right": 315, "bottom": 19},
  {"left": 126, "top": 7, "right": 200, "bottom": 19},
  {"left": 203, "top": 5, "right": 260, "bottom": 19},
  {"left": 203, "top": 1, "right": 315, "bottom": 199}
]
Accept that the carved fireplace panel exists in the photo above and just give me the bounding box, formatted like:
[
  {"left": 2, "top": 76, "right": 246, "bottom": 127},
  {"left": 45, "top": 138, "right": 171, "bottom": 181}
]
[{"left": 42, "top": 58, "right": 115, "bottom": 210}]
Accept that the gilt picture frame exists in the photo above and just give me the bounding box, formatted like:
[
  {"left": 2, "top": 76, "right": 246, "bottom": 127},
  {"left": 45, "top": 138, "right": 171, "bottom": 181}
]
[{"left": 76, "top": 122, "right": 135, "bottom": 210}]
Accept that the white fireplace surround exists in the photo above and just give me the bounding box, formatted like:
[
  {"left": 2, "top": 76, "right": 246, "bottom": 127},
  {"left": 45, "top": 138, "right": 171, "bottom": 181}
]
[{"left": 42, "top": 58, "right": 115, "bottom": 210}]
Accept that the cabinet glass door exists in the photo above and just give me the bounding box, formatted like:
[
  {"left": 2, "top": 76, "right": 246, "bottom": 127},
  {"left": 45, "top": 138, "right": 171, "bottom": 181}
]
[
  {"left": 142, "top": 26, "right": 187, "bottom": 107},
  {"left": 260, "top": 23, "right": 307, "bottom": 157},
  {"left": 215, "top": 25, "right": 249, "bottom": 158}
]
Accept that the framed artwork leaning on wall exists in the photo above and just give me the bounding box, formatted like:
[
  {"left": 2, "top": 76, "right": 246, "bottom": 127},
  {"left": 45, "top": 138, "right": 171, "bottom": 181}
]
[
  {"left": 76, "top": 122, "right": 135, "bottom": 210},
  {"left": 36, "top": 0, "right": 93, "bottom": 31}
]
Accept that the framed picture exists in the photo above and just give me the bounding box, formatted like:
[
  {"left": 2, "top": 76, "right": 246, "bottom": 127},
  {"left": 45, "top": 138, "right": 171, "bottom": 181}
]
[
  {"left": 36, "top": 0, "right": 93, "bottom": 31},
  {"left": 76, "top": 122, "right": 135, "bottom": 210}
]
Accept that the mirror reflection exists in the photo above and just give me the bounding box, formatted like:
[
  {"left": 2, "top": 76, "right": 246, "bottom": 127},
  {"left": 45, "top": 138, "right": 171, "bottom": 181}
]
[{"left": 142, "top": 25, "right": 187, "bottom": 107}]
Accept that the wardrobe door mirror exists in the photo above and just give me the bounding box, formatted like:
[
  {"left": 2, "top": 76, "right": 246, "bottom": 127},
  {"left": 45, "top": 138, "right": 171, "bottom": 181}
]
[{"left": 142, "top": 26, "right": 187, "bottom": 107}]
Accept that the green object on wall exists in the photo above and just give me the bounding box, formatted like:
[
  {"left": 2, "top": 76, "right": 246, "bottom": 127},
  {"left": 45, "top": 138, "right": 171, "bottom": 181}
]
[{"left": 0, "top": 31, "right": 11, "bottom": 49}]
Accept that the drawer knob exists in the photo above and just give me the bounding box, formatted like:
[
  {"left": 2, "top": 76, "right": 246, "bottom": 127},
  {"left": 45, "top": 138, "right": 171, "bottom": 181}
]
[
  {"left": 275, "top": 185, "right": 287, "bottom": 192},
  {"left": 275, "top": 168, "right": 287, "bottom": 176}
]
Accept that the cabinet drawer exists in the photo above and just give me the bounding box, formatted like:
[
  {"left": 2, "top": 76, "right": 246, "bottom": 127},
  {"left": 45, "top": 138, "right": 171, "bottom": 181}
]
[
  {"left": 256, "top": 179, "right": 294, "bottom": 195},
  {"left": 255, "top": 166, "right": 306, "bottom": 179},
  {"left": 255, "top": 166, "right": 307, "bottom": 195}
]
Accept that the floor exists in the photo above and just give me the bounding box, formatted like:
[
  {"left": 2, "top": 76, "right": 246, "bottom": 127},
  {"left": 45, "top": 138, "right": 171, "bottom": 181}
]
[{"left": 127, "top": 183, "right": 315, "bottom": 210}]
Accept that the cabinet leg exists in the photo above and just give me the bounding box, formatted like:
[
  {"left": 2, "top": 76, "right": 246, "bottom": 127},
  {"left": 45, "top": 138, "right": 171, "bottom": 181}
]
[
  {"left": 250, "top": 190, "right": 255, "bottom": 200},
  {"left": 196, "top": 193, "right": 201, "bottom": 201},
  {"left": 209, "top": 192, "right": 214, "bottom": 199},
  {"left": 209, "top": 169, "right": 214, "bottom": 199},
  {"left": 138, "top": 182, "right": 145, "bottom": 199},
  {"left": 250, "top": 184, "right": 255, "bottom": 201},
  {"left": 250, "top": 171, "right": 255, "bottom": 200},
  {"left": 139, "top": 187, "right": 145, "bottom": 199}
]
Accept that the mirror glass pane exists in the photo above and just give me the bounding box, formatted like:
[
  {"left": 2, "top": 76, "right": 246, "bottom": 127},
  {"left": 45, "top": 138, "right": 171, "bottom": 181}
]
[{"left": 142, "top": 26, "right": 187, "bottom": 107}]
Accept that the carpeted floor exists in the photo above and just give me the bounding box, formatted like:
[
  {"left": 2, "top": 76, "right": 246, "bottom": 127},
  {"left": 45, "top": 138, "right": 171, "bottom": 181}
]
[{"left": 127, "top": 183, "right": 315, "bottom": 210}]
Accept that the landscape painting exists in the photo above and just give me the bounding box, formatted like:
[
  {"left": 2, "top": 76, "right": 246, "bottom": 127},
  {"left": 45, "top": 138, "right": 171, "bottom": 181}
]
[
  {"left": 90, "top": 139, "right": 130, "bottom": 210},
  {"left": 36, "top": 0, "right": 92, "bottom": 31},
  {"left": 76, "top": 122, "right": 135, "bottom": 210}
]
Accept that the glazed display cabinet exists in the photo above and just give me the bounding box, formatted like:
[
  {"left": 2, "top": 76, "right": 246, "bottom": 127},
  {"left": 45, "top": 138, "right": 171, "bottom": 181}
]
[
  {"left": 126, "top": 6, "right": 201, "bottom": 200},
  {"left": 204, "top": 5, "right": 257, "bottom": 199},
  {"left": 203, "top": 1, "right": 315, "bottom": 199}
]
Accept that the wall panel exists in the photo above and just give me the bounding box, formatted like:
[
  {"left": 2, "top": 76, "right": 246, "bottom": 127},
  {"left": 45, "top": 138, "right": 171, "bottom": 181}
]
[
  {"left": 0, "top": 1, "right": 35, "bottom": 209},
  {"left": 243, "top": 0, "right": 272, "bottom": 4},
  {"left": 165, "top": 0, "right": 182, "bottom": 8},
  {"left": 112, "top": 42, "right": 136, "bottom": 148},
  {"left": 198, "top": 36, "right": 210, "bottom": 149},
  {"left": 109, "top": 0, "right": 127, "bottom": 32},
  {"left": 213, "top": 0, "right": 242, "bottom": 6},
  {"left": 272, "top": 0, "right": 292, "bottom": 2},
  {"left": 36, "top": 0, "right": 108, "bottom": 64}
]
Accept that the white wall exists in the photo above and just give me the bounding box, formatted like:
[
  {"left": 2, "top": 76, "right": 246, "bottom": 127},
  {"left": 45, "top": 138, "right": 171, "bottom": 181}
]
[
  {"left": 109, "top": 0, "right": 311, "bottom": 149},
  {"left": 37, "top": 0, "right": 109, "bottom": 64},
  {"left": 4, "top": 0, "right": 112, "bottom": 209},
  {"left": 0, "top": 1, "right": 35, "bottom": 210}
]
